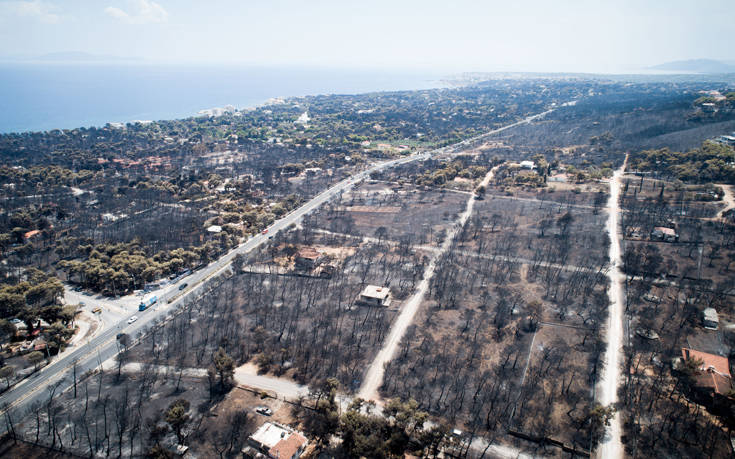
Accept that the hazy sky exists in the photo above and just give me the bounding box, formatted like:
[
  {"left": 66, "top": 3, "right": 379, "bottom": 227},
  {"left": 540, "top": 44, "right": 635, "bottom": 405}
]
[{"left": 0, "top": 0, "right": 733, "bottom": 73}]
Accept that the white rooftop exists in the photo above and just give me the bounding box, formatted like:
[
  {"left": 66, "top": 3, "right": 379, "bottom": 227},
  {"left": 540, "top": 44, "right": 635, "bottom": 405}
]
[
  {"left": 361, "top": 285, "right": 390, "bottom": 300},
  {"left": 251, "top": 422, "right": 291, "bottom": 449},
  {"left": 704, "top": 307, "right": 719, "bottom": 321},
  {"left": 207, "top": 225, "right": 223, "bottom": 233}
]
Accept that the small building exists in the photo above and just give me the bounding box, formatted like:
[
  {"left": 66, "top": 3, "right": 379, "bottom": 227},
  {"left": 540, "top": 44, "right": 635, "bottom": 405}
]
[
  {"left": 681, "top": 348, "right": 732, "bottom": 397},
  {"left": 651, "top": 226, "right": 678, "bottom": 242},
  {"left": 207, "top": 225, "right": 223, "bottom": 234},
  {"left": 519, "top": 160, "right": 536, "bottom": 170},
  {"left": 243, "top": 422, "right": 308, "bottom": 459},
  {"left": 358, "top": 285, "right": 392, "bottom": 307},
  {"left": 703, "top": 308, "right": 719, "bottom": 330},
  {"left": 294, "top": 247, "right": 324, "bottom": 270},
  {"left": 626, "top": 226, "right": 644, "bottom": 239},
  {"left": 716, "top": 135, "right": 735, "bottom": 146},
  {"left": 701, "top": 103, "right": 718, "bottom": 113},
  {"left": 318, "top": 264, "right": 336, "bottom": 279},
  {"left": 24, "top": 230, "right": 41, "bottom": 239},
  {"left": 547, "top": 173, "right": 568, "bottom": 183}
]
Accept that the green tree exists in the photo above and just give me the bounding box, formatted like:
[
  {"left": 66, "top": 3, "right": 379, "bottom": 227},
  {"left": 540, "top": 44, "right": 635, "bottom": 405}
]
[
  {"left": 212, "top": 347, "right": 234, "bottom": 390},
  {"left": 165, "top": 399, "right": 191, "bottom": 444},
  {"left": 586, "top": 404, "right": 616, "bottom": 443}
]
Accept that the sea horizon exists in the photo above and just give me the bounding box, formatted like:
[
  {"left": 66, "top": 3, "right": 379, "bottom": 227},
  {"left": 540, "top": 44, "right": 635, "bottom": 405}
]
[{"left": 0, "top": 63, "right": 445, "bottom": 134}]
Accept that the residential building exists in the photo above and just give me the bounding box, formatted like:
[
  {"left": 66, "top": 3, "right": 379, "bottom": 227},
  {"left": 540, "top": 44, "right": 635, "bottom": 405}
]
[
  {"left": 681, "top": 348, "right": 732, "bottom": 397},
  {"left": 702, "top": 308, "right": 719, "bottom": 329},
  {"left": 358, "top": 285, "right": 392, "bottom": 307},
  {"left": 651, "top": 226, "right": 678, "bottom": 242},
  {"left": 242, "top": 422, "right": 308, "bottom": 459},
  {"left": 23, "top": 230, "right": 41, "bottom": 239},
  {"left": 294, "top": 247, "right": 324, "bottom": 270},
  {"left": 519, "top": 160, "right": 536, "bottom": 169}
]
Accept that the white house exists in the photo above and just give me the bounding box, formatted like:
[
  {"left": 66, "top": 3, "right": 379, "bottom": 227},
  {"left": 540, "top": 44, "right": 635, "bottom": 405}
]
[
  {"left": 358, "top": 285, "right": 392, "bottom": 307},
  {"left": 243, "top": 422, "right": 308, "bottom": 459}
]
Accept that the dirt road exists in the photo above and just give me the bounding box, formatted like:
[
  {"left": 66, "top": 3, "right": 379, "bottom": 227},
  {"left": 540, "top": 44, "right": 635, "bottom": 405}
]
[
  {"left": 597, "top": 156, "right": 627, "bottom": 459},
  {"left": 357, "top": 167, "right": 498, "bottom": 401},
  {"left": 717, "top": 184, "right": 735, "bottom": 219}
]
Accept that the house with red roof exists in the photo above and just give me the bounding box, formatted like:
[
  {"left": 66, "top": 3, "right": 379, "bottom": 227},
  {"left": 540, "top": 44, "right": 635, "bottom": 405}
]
[
  {"left": 681, "top": 348, "right": 733, "bottom": 397},
  {"left": 24, "top": 229, "right": 41, "bottom": 239},
  {"left": 242, "top": 422, "right": 309, "bottom": 459}
]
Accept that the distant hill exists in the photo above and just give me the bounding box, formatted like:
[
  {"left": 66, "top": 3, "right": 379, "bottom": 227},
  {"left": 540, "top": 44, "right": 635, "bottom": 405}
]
[
  {"left": 650, "top": 59, "right": 735, "bottom": 74},
  {"left": 36, "top": 51, "right": 141, "bottom": 62}
]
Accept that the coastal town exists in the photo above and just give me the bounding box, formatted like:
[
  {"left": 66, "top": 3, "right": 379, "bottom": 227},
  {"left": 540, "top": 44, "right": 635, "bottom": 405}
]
[{"left": 0, "top": 74, "right": 733, "bottom": 459}]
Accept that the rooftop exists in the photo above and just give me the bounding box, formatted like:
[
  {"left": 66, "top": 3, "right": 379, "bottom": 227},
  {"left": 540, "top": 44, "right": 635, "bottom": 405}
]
[
  {"left": 653, "top": 226, "right": 676, "bottom": 236},
  {"left": 360, "top": 285, "right": 391, "bottom": 300},
  {"left": 270, "top": 430, "right": 308, "bottom": 459},
  {"left": 24, "top": 229, "right": 41, "bottom": 239},
  {"left": 251, "top": 422, "right": 291, "bottom": 449},
  {"left": 703, "top": 307, "right": 719, "bottom": 321},
  {"left": 682, "top": 348, "right": 731, "bottom": 378},
  {"left": 250, "top": 422, "right": 308, "bottom": 459},
  {"left": 296, "top": 247, "right": 322, "bottom": 260}
]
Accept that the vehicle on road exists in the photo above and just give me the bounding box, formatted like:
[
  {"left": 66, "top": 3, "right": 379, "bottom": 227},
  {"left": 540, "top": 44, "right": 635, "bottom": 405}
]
[
  {"left": 138, "top": 295, "right": 158, "bottom": 311},
  {"left": 127, "top": 315, "right": 138, "bottom": 324},
  {"left": 255, "top": 406, "right": 272, "bottom": 416},
  {"left": 92, "top": 307, "right": 101, "bottom": 314},
  {"left": 178, "top": 283, "right": 188, "bottom": 290},
  {"left": 262, "top": 229, "right": 268, "bottom": 234}
]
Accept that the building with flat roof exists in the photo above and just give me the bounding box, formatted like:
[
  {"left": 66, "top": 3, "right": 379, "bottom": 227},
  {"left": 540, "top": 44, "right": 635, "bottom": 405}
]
[
  {"left": 703, "top": 307, "right": 719, "bottom": 329},
  {"left": 519, "top": 160, "right": 536, "bottom": 169},
  {"left": 243, "top": 422, "right": 308, "bottom": 459},
  {"left": 358, "top": 285, "right": 392, "bottom": 307},
  {"left": 651, "top": 226, "right": 678, "bottom": 242}
]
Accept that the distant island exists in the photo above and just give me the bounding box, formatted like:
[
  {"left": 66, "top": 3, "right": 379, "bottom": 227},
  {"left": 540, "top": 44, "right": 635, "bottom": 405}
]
[{"left": 650, "top": 58, "right": 735, "bottom": 74}]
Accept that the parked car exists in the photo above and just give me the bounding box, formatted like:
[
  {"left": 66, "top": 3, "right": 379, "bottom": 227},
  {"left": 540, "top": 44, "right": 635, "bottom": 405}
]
[{"left": 255, "top": 406, "right": 272, "bottom": 416}]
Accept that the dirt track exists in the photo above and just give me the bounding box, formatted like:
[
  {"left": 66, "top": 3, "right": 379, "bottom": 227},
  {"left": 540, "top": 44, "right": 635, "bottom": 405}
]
[
  {"left": 597, "top": 156, "right": 627, "bottom": 459},
  {"left": 357, "top": 167, "right": 498, "bottom": 402}
]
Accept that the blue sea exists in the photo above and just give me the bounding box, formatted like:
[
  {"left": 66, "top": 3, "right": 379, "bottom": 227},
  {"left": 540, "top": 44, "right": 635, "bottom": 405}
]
[{"left": 0, "top": 63, "right": 444, "bottom": 134}]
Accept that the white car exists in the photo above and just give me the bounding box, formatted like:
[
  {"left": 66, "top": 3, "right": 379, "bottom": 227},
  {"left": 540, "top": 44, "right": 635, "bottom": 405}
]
[{"left": 127, "top": 315, "right": 138, "bottom": 324}]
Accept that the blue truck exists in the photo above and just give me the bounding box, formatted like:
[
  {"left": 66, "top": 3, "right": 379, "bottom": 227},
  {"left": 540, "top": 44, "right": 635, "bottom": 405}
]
[{"left": 139, "top": 295, "right": 158, "bottom": 311}]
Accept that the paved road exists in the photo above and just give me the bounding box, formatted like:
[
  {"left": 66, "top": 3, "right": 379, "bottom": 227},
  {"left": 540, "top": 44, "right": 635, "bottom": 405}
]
[
  {"left": 0, "top": 153, "right": 429, "bottom": 421},
  {"left": 0, "top": 107, "right": 556, "bottom": 427}
]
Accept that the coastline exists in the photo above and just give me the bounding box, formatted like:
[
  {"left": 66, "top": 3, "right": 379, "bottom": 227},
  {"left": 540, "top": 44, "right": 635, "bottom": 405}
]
[{"left": 0, "top": 63, "right": 444, "bottom": 134}]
